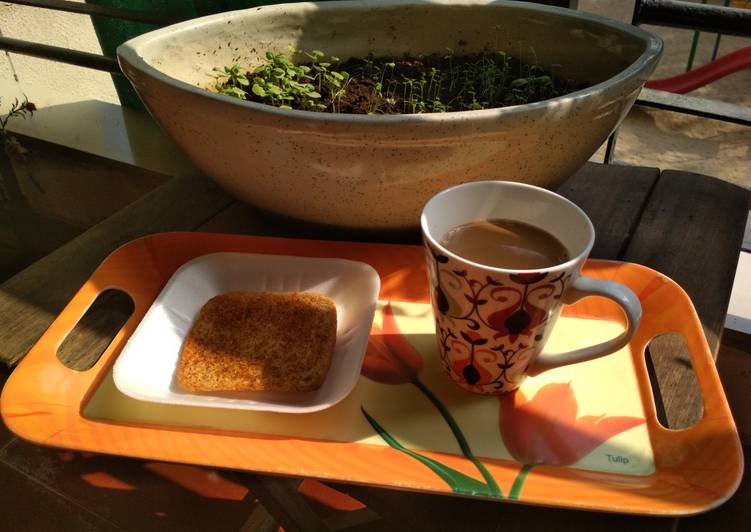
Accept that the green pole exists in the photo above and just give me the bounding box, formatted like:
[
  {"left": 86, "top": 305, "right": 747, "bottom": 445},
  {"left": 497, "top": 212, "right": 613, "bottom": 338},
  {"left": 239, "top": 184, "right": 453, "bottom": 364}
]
[{"left": 686, "top": 0, "right": 709, "bottom": 72}]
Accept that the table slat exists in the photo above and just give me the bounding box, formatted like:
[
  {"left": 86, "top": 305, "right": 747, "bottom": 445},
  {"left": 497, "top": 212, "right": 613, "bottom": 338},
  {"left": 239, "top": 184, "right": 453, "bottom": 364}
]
[
  {"left": 0, "top": 172, "right": 232, "bottom": 366},
  {"left": 1, "top": 164, "right": 745, "bottom": 532},
  {"left": 624, "top": 170, "right": 750, "bottom": 355},
  {"left": 622, "top": 170, "right": 751, "bottom": 429},
  {"left": 557, "top": 163, "right": 660, "bottom": 259}
]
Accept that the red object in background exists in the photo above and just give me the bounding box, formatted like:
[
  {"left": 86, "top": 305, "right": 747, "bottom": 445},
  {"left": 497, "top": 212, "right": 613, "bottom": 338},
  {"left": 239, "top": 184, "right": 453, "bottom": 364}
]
[{"left": 644, "top": 45, "right": 751, "bottom": 93}]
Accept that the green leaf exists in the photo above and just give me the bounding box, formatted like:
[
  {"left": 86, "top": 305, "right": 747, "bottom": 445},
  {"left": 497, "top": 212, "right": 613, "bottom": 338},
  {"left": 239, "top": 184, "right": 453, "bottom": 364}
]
[
  {"left": 307, "top": 91, "right": 321, "bottom": 99},
  {"left": 221, "top": 87, "right": 246, "bottom": 100},
  {"left": 252, "top": 84, "right": 266, "bottom": 97},
  {"left": 361, "top": 407, "right": 500, "bottom": 497}
]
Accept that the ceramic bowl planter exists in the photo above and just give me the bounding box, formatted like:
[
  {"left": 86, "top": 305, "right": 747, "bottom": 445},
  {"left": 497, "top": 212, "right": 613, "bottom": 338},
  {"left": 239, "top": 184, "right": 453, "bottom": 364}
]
[{"left": 117, "top": 0, "right": 662, "bottom": 229}]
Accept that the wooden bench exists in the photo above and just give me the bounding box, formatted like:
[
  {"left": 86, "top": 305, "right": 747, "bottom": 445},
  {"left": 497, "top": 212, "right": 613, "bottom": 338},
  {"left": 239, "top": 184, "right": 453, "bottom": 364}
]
[{"left": 0, "top": 162, "right": 748, "bottom": 531}]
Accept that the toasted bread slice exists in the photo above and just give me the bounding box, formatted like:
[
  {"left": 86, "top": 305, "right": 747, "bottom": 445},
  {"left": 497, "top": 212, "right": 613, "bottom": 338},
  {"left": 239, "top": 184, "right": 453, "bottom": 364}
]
[{"left": 177, "top": 291, "right": 337, "bottom": 392}]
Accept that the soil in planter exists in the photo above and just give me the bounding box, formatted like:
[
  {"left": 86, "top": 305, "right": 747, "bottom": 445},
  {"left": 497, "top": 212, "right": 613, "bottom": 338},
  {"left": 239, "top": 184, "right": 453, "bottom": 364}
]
[{"left": 212, "top": 50, "right": 585, "bottom": 114}]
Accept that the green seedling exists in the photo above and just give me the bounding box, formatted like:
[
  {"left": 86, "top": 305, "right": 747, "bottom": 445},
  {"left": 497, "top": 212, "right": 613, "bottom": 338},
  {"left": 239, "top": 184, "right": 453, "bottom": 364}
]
[
  {"left": 212, "top": 65, "right": 250, "bottom": 100},
  {"left": 211, "top": 46, "right": 575, "bottom": 114}
]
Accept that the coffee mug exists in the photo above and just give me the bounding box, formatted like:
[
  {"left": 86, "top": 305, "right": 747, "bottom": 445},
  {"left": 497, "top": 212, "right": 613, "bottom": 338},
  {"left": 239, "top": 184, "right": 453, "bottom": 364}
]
[{"left": 421, "top": 181, "right": 642, "bottom": 394}]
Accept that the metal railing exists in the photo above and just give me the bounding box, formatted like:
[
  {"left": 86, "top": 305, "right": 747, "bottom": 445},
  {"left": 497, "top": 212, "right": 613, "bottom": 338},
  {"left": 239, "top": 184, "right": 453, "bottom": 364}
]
[
  {"left": 0, "top": 0, "right": 184, "bottom": 73},
  {"left": 604, "top": 0, "right": 751, "bottom": 163}
]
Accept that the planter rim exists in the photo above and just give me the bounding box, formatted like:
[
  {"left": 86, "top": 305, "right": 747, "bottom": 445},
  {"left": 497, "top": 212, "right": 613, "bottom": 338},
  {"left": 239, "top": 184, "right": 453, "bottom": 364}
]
[{"left": 116, "top": 0, "right": 663, "bottom": 124}]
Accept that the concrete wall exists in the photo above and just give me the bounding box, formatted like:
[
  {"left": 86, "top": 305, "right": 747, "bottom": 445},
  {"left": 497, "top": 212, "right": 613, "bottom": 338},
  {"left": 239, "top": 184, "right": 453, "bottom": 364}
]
[{"left": 0, "top": 1, "right": 119, "bottom": 109}]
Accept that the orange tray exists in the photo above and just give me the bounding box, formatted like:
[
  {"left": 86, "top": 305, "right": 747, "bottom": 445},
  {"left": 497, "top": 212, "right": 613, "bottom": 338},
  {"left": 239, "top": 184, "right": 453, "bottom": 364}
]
[{"left": 0, "top": 232, "right": 742, "bottom": 516}]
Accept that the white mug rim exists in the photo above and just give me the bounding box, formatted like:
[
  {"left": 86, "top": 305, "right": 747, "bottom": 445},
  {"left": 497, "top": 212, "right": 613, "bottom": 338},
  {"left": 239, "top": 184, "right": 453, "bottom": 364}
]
[{"left": 420, "top": 180, "right": 596, "bottom": 275}]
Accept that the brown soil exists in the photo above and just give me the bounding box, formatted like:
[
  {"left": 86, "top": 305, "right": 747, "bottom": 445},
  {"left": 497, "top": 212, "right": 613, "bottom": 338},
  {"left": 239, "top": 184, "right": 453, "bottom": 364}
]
[{"left": 239, "top": 52, "right": 580, "bottom": 115}]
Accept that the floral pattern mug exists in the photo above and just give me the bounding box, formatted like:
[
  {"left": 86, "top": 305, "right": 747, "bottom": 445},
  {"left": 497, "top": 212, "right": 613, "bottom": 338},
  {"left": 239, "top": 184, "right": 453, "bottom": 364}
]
[{"left": 421, "top": 181, "right": 642, "bottom": 394}]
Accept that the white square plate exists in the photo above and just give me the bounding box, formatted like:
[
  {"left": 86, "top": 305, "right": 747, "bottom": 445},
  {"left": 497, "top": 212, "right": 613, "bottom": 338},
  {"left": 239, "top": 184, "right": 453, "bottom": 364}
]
[{"left": 112, "top": 252, "right": 380, "bottom": 413}]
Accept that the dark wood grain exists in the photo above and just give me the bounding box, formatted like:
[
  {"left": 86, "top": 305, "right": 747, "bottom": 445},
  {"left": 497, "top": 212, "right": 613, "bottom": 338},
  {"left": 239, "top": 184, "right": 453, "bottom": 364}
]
[
  {"left": 198, "top": 162, "right": 662, "bottom": 252},
  {"left": 0, "top": 172, "right": 233, "bottom": 366},
  {"left": 56, "top": 289, "right": 134, "bottom": 371},
  {"left": 622, "top": 170, "right": 751, "bottom": 429},
  {"left": 1, "top": 164, "right": 747, "bottom": 531},
  {"left": 624, "top": 170, "right": 750, "bottom": 354},
  {"left": 557, "top": 163, "right": 660, "bottom": 259}
]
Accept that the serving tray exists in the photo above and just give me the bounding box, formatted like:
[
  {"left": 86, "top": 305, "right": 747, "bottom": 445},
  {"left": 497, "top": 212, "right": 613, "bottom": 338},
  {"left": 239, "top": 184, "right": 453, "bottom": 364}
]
[{"left": 0, "top": 232, "right": 742, "bottom": 516}]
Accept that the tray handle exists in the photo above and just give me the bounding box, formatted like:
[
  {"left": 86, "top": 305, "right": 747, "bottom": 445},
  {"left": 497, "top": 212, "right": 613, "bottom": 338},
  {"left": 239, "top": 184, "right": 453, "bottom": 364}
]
[
  {"left": 21, "top": 239, "right": 162, "bottom": 379},
  {"left": 627, "top": 269, "right": 742, "bottom": 479}
]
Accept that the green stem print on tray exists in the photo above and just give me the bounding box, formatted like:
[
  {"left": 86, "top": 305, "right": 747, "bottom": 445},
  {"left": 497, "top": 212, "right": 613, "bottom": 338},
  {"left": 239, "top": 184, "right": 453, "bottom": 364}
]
[
  {"left": 411, "top": 377, "right": 502, "bottom": 496},
  {"left": 361, "top": 407, "right": 497, "bottom": 497},
  {"left": 360, "top": 300, "right": 503, "bottom": 498},
  {"left": 508, "top": 464, "right": 534, "bottom": 500}
]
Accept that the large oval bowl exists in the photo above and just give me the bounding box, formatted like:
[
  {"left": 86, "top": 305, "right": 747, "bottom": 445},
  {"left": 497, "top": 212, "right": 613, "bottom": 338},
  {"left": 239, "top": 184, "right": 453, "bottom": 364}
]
[{"left": 118, "top": 0, "right": 662, "bottom": 229}]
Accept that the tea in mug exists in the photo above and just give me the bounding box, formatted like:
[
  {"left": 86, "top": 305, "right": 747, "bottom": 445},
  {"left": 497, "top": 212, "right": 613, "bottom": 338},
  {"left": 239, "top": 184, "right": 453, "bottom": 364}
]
[{"left": 439, "top": 219, "right": 570, "bottom": 269}]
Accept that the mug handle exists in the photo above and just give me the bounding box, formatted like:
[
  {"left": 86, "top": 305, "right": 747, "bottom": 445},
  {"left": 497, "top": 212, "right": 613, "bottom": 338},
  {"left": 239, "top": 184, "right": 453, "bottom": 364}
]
[{"left": 527, "top": 276, "right": 642, "bottom": 376}]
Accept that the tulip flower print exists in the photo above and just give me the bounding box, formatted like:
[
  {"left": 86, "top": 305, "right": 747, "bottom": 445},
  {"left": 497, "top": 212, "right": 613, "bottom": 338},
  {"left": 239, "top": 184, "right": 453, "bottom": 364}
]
[
  {"left": 498, "top": 382, "right": 645, "bottom": 499},
  {"left": 361, "top": 301, "right": 502, "bottom": 498},
  {"left": 361, "top": 301, "right": 423, "bottom": 384}
]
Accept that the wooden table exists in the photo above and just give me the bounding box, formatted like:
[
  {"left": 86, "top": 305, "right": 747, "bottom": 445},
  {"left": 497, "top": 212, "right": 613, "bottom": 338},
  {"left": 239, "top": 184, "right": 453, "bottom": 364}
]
[{"left": 0, "top": 163, "right": 749, "bottom": 531}]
